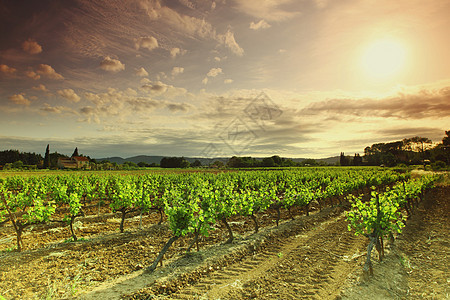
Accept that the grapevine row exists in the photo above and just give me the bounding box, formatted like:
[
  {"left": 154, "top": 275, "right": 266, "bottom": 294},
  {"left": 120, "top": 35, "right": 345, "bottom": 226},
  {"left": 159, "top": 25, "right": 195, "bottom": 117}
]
[
  {"left": 0, "top": 168, "right": 406, "bottom": 266},
  {"left": 346, "top": 174, "right": 440, "bottom": 276}
]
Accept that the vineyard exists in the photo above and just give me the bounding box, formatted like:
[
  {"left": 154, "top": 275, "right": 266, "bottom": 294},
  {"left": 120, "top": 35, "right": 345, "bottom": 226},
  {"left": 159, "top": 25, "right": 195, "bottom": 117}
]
[{"left": 0, "top": 168, "right": 447, "bottom": 299}]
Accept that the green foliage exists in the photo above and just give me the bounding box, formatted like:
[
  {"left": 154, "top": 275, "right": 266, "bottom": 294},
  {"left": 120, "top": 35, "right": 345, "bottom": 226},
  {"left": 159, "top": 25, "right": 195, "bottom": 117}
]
[
  {"left": 347, "top": 175, "right": 439, "bottom": 238},
  {"left": 0, "top": 167, "right": 410, "bottom": 253},
  {"left": 347, "top": 191, "right": 406, "bottom": 238}
]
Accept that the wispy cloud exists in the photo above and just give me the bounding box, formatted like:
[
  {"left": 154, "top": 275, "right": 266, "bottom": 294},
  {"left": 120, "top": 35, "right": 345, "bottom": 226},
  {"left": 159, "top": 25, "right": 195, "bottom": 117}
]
[
  {"left": 250, "top": 20, "right": 271, "bottom": 30},
  {"left": 32, "top": 84, "right": 48, "bottom": 92},
  {"left": 99, "top": 57, "right": 125, "bottom": 73},
  {"left": 135, "top": 67, "right": 149, "bottom": 77},
  {"left": 171, "top": 66, "right": 184, "bottom": 77},
  {"left": 233, "top": 0, "right": 299, "bottom": 22},
  {"left": 9, "top": 93, "right": 31, "bottom": 106},
  {"left": 207, "top": 67, "right": 223, "bottom": 77},
  {"left": 0, "top": 64, "right": 17, "bottom": 76},
  {"left": 22, "top": 39, "right": 43, "bottom": 54},
  {"left": 217, "top": 30, "right": 244, "bottom": 56},
  {"left": 25, "top": 70, "right": 40, "bottom": 80},
  {"left": 135, "top": 36, "right": 159, "bottom": 51},
  {"left": 170, "top": 47, "right": 187, "bottom": 58},
  {"left": 301, "top": 86, "right": 450, "bottom": 119},
  {"left": 36, "top": 64, "right": 64, "bottom": 80},
  {"left": 58, "top": 89, "right": 81, "bottom": 103}
]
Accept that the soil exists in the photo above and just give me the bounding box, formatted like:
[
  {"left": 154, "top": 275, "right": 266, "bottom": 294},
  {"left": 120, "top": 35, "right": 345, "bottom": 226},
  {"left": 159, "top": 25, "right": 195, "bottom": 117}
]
[{"left": 0, "top": 185, "right": 448, "bottom": 300}]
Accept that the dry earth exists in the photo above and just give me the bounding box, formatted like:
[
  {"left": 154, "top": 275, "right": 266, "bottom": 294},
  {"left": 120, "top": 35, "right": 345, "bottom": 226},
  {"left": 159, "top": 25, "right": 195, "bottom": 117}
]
[{"left": 0, "top": 184, "right": 448, "bottom": 300}]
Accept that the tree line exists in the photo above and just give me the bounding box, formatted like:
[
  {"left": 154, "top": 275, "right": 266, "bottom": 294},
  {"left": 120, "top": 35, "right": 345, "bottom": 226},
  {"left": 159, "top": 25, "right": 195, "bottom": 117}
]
[{"left": 340, "top": 131, "right": 449, "bottom": 168}]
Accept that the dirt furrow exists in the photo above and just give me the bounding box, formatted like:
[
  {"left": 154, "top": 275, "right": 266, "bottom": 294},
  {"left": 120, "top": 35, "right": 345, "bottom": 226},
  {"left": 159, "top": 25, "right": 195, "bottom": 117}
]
[{"left": 167, "top": 214, "right": 366, "bottom": 300}]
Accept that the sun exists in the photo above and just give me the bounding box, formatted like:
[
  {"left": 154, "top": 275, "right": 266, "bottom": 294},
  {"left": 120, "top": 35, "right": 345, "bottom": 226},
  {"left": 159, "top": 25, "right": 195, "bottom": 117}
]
[{"left": 361, "top": 39, "right": 406, "bottom": 80}]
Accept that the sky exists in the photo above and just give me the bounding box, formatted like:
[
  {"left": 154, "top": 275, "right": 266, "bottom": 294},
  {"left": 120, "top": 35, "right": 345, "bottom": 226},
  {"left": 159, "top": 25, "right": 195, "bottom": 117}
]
[{"left": 0, "top": 0, "right": 449, "bottom": 159}]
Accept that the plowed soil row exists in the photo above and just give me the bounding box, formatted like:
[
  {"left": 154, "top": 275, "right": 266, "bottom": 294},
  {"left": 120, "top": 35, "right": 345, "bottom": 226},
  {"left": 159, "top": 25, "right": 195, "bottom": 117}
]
[
  {"left": 1, "top": 185, "right": 448, "bottom": 300},
  {"left": 342, "top": 185, "right": 449, "bottom": 299},
  {"left": 169, "top": 214, "right": 365, "bottom": 300},
  {"left": 121, "top": 207, "right": 367, "bottom": 300},
  {"left": 0, "top": 202, "right": 324, "bottom": 299}
]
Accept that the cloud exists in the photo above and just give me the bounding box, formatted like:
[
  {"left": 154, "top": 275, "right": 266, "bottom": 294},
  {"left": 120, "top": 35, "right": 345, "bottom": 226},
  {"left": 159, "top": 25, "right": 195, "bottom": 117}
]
[
  {"left": 249, "top": 20, "right": 271, "bottom": 30},
  {"left": 142, "top": 81, "right": 168, "bottom": 95},
  {"left": 301, "top": 86, "right": 450, "bottom": 119},
  {"left": 166, "top": 103, "right": 192, "bottom": 112},
  {"left": 138, "top": 2, "right": 243, "bottom": 57},
  {"left": 83, "top": 87, "right": 192, "bottom": 122},
  {"left": 36, "top": 64, "right": 64, "bottom": 80},
  {"left": 170, "top": 47, "right": 187, "bottom": 58},
  {"left": 135, "top": 36, "right": 159, "bottom": 51},
  {"left": 40, "top": 103, "right": 76, "bottom": 114},
  {"left": 0, "top": 65, "right": 17, "bottom": 77},
  {"left": 139, "top": 1, "right": 215, "bottom": 40},
  {"left": 25, "top": 70, "right": 40, "bottom": 80},
  {"left": 79, "top": 106, "right": 96, "bottom": 115},
  {"left": 211, "top": 1, "right": 216, "bottom": 10},
  {"left": 58, "top": 89, "right": 81, "bottom": 103},
  {"left": 126, "top": 97, "right": 162, "bottom": 110},
  {"left": 233, "top": 0, "right": 299, "bottom": 22},
  {"left": 377, "top": 127, "right": 445, "bottom": 142},
  {"left": 179, "top": 0, "right": 195, "bottom": 9},
  {"left": 202, "top": 77, "right": 208, "bottom": 85},
  {"left": 207, "top": 67, "right": 223, "bottom": 77},
  {"left": 79, "top": 106, "right": 100, "bottom": 123},
  {"left": 314, "top": 0, "right": 329, "bottom": 9},
  {"left": 127, "top": 97, "right": 192, "bottom": 113},
  {"left": 0, "top": 64, "right": 17, "bottom": 76},
  {"left": 135, "top": 67, "right": 149, "bottom": 77},
  {"left": 99, "top": 57, "right": 125, "bottom": 73},
  {"left": 41, "top": 104, "right": 62, "bottom": 113},
  {"left": 171, "top": 66, "right": 184, "bottom": 77},
  {"left": 140, "top": 80, "right": 189, "bottom": 99},
  {"left": 22, "top": 39, "right": 43, "bottom": 54},
  {"left": 224, "top": 79, "right": 233, "bottom": 84},
  {"left": 9, "top": 93, "right": 31, "bottom": 105},
  {"left": 32, "top": 84, "right": 48, "bottom": 92},
  {"left": 217, "top": 30, "right": 244, "bottom": 56}
]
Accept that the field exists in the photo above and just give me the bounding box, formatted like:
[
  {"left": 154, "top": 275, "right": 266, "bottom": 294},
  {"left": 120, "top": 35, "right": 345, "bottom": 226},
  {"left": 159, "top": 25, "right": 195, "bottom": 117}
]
[{"left": 0, "top": 168, "right": 448, "bottom": 299}]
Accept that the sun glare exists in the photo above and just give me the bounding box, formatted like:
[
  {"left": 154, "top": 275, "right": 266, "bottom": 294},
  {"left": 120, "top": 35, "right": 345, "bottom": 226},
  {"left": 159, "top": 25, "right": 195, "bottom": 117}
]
[{"left": 361, "top": 39, "right": 406, "bottom": 80}]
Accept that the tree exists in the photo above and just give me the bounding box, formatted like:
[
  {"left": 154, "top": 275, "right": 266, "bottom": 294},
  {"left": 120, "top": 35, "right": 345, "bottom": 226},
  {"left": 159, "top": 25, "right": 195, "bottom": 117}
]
[
  {"left": 12, "top": 160, "right": 24, "bottom": 169},
  {"left": 262, "top": 157, "right": 275, "bottom": 167},
  {"left": 49, "top": 152, "right": 68, "bottom": 169},
  {"left": 227, "top": 156, "right": 241, "bottom": 168},
  {"left": 340, "top": 152, "right": 350, "bottom": 166},
  {"left": 438, "top": 130, "right": 450, "bottom": 164},
  {"left": 191, "top": 160, "right": 202, "bottom": 167},
  {"left": 71, "top": 147, "right": 79, "bottom": 157},
  {"left": 443, "top": 130, "right": 450, "bottom": 147},
  {"left": 353, "top": 153, "right": 363, "bottom": 166},
  {"left": 43, "top": 145, "right": 50, "bottom": 169},
  {"left": 211, "top": 160, "right": 224, "bottom": 168},
  {"left": 301, "top": 159, "right": 318, "bottom": 166},
  {"left": 403, "top": 136, "right": 432, "bottom": 154},
  {"left": 160, "top": 157, "right": 190, "bottom": 168},
  {"left": 271, "top": 155, "right": 282, "bottom": 166}
]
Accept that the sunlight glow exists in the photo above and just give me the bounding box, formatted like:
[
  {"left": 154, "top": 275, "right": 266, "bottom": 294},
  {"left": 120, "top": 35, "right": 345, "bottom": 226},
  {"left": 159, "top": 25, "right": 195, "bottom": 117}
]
[{"left": 361, "top": 39, "right": 406, "bottom": 80}]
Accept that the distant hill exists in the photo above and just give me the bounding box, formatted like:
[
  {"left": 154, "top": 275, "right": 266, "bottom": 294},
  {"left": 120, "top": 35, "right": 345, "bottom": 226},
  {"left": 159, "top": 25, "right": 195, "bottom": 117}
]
[{"left": 94, "top": 155, "right": 340, "bottom": 165}]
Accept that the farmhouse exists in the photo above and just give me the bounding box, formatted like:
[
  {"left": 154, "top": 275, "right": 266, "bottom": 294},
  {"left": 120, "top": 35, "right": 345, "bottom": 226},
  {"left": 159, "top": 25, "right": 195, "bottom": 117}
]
[{"left": 57, "top": 156, "right": 90, "bottom": 169}]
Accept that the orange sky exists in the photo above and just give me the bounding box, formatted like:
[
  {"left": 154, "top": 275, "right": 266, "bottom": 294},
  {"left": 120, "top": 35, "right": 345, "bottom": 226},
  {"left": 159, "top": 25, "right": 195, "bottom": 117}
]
[{"left": 0, "top": 0, "right": 449, "bottom": 158}]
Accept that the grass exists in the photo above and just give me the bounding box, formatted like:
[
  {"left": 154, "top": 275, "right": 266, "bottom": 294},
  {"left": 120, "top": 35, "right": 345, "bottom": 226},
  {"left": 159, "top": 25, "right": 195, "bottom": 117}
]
[{"left": 0, "top": 246, "right": 17, "bottom": 253}]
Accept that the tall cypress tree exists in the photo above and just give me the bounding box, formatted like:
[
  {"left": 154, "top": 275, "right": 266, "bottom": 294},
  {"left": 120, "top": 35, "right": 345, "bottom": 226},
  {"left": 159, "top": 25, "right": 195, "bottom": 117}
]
[
  {"left": 71, "top": 147, "right": 79, "bottom": 157},
  {"left": 43, "top": 144, "right": 50, "bottom": 169}
]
